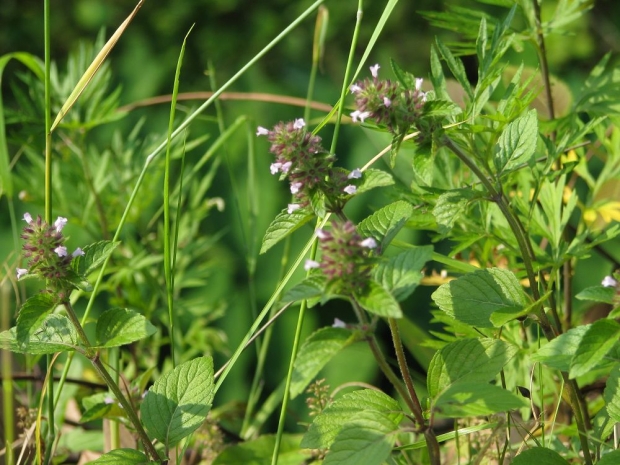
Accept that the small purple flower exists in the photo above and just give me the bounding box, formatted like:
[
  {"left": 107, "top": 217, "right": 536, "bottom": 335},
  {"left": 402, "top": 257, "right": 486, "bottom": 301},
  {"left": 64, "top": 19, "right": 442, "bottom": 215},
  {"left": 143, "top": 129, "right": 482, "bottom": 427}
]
[
  {"left": 16, "top": 268, "right": 28, "bottom": 279},
  {"left": 360, "top": 237, "right": 377, "bottom": 249},
  {"left": 415, "top": 78, "right": 424, "bottom": 91},
  {"left": 290, "top": 182, "right": 303, "bottom": 194},
  {"left": 72, "top": 247, "right": 85, "bottom": 257},
  {"left": 350, "top": 110, "right": 371, "bottom": 123},
  {"left": 316, "top": 229, "right": 328, "bottom": 240},
  {"left": 293, "top": 118, "right": 306, "bottom": 130},
  {"left": 54, "top": 246, "right": 68, "bottom": 257},
  {"left": 348, "top": 169, "right": 362, "bottom": 179},
  {"left": 288, "top": 203, "right": 301, "bottom": 214},
  {"left": 281, "top": 161, "right": 292, "bottom": 173},
  {"left": 383, "top": 96, "right": 392, "bottom": 107},
  {"left": 350, "top": 84, "right": 362, "bottom": 94},
  {"left": 370, "top": 64, "right": 380, "bottom": 78},
  {"left": 256, "top": 126, "right": 270, "bottom": 136},
  {"left": 332, "top": 318, "right": 347, "bottom": 328},
  {"left": 343, "top": 185, "right": 357, "bottom": 195},
  {"left": 602, "top": 276, "right": 618, "bottom": 288},
  {"left": 103, "top": 396, "right": 115, "bottom": 405},
  {"left": 54, "top": 217, "right": 68, "bottom": 233},
  {"left": 23, "top": 212, "right": 33, "bottom": 224},
  {"left": 304, "top": 259, "right": 320, "bottom": 271},
  {"left": 270, "top": 162, "right": 283, "bottom": 175}
]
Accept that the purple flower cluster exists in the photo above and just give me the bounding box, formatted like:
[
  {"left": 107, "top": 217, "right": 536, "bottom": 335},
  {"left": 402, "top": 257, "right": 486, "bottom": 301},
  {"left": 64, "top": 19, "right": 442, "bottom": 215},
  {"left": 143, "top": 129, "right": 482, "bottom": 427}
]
[
  {"left": 257, "top": 118, "right": 361, "bottom": 214},
  {"left": 305, "top": 221, "right": 377, "bottom": 294},
  {"left": 350, "top": 64, "right": 427, "bottom": 134}
]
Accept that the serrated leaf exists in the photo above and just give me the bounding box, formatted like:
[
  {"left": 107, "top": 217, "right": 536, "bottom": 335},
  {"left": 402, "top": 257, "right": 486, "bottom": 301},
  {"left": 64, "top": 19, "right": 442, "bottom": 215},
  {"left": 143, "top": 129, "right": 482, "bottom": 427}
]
[
  {"left": 141, "top": 356, "right": 214, "bottom": 447},
  {"left": 604, "top": 365, "right": 620, "bottom": 423},
  {"left": 569, "top": 319, "right": 620, "bottom": 379},
  {"left": 0, "top": 314, "right": 79, "bottom": 354},
  {"left": 373, "top": 246, "right": 433, "bottom": 301},
  {"left": 390, "top": 58, "right": 417, "bottom": 89},
  {"left": 95, "top": 307, "right": 157, "bottom": 348},
  {"left": 72, "top": 240, "right": 120, "bottom": 277},
  {"left": 576, "top": 285, "right": 616, "bottom": 304},
  {"left": 87, "top": 448, "right": 155, "bottom": 465},
  {"left": 260, "top": 207, "right": 314, "bottom": 254},
  {"left": 511, "top": 447, "right": 570, "bottom": 465},
  {"left": 422, "top": 99, "right": 462, "bottom": 118},
  {"left": 494, "top": 109, "right": 537, "bottom": 174},
  {"left": 355, "top": 169, "right": 394, "bottom": 195},
  {"left": 434, "top": 382, "right": 527, "bottom": 417},
  {"left": 490, "top": 289, "right": 552, "bottom": 327},
  {"left": 281, "top": 275, "right": 326, "bottom": 303},
  {"left": 301, "top": 389, "right": 403, "bottom": 450},
  {"left": 432, "top": 188, "right": 479, "bottom": 234},
  {"left": 431, "top": 268, "right": 526, "bottom": 328},
  {"left": 213, "top": 434, "right": 309, "bottom": 465},
  {"left": 357, "top": 200, "right": 414, "bottom": 250},
  {"left": 530, "top": 325, "right": 590, "bottom": 371},
  {"left": 435, "top": 37, "right": 473, "bottom": 101},
  {"left": 16, "top": 293, "right": 58, "bottom": 343},
  {"left": 427, "top": 338, "right": 517, "bottom": 399},
  {"left": 290, "top": 327, "right": 357, "bottom": 398},
  {"left": 355, "top": 280, "right": 402, "bottom": 318},
  {"left": 324, "top": 410, "right": 398, "bottom": 465}
]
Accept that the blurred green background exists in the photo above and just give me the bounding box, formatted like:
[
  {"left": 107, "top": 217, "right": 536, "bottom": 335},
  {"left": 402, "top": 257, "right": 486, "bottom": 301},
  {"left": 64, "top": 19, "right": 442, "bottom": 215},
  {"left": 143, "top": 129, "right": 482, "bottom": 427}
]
[{"left": 1, "top": 0, "right": 619, "bottom": 435}]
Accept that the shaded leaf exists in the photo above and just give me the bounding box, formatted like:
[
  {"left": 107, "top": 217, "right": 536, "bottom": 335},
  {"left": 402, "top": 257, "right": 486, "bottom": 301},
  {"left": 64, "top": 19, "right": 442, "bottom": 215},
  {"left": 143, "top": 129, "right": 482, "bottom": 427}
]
[
  {"left": 95, "top": 307, "right": 157, "bottom": 348},
  {"left": 373, "top": 246, "right": 433, "bottom": 301},
  {"left": 511, "top": 447, "right": 569, "bottom": 465},
  {"left": 598, "top": 451, "right": 620, "bottom": 465},
  {"left": 531, "top": 325, "right": 590, "bottom": 372},
  {"left": 16, "top": 293, "right": 58, "bottom": 343},
  {"left": 281, "top": 275, "right": 326, "bottom": 303},
  {"left": 434, "top": 382, "right": 527, "bottom": 417},
  {"left": 260, "top": 207, "right": 314, "bottom": 254},
  {"left": 604, "top": 365, "right": 620, "bottom": 424},
  {"left": 355, "top": 280, "right": 402, "bottom": 318},
  {"left": 0, "top": 314, "right": 79, "bottom": 354},
  {"left": 357, "top": 200, "right": 414, "bottom": 250},
  {"left": 213, "top": 434, "right": 309, "bottom": 465},
  {"left": 72, "top": 240, "right": 120, "bottom": 277},
  {"left": 432, "top": 188, "right": 479, "bottom": 235},
  {"left": 88, "top": 449, "right": 155, "bottom": 465},
  {"left": 355, "top": 169, "right": 394, "bottom": 195},
  {"left": 569, "top": 319, "right": 620, "bottom": 378},
  {"left": 576, "top": 285, "right": 616, "bottom": 304}
]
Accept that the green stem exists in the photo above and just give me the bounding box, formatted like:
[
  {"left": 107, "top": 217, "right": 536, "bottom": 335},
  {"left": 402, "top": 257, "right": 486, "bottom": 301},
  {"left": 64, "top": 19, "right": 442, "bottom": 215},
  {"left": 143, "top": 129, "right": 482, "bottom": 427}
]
[{"left": 1, "top": 282, "right": 15, "bottom": 464}]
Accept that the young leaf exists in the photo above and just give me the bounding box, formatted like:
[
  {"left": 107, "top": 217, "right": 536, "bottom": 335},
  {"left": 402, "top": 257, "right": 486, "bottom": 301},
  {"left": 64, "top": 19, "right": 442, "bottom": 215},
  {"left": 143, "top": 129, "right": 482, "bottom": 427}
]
[
  {"left": 569, "top": 319, "right": 620, "bottom": 379},
  {"left": 355, "top": 280, "right": 402, "bottom": 318},
  {"left": 604, "top": 364, "right": 620, "bottom": 423},
  {"left": 435, "top": 37, "right": 474, "bottom": 101},
  {"left": 141, "top": 356, "right": 214, "bottom": 448},
  {"left": 576, "top": 285, "right": 616, "bottom": 304},
  {"left": 72, "top": 240, "right": 120, "bottom": 277},
  {"left": 434, "top": 382, "right": 527, "bottom": 417},
  {"left": 431, "top": 268, "right": 526, "bottom": 328},
  {"left": 16, "top": 293, "right": 58, "bottom": 343},
  {"left": 373, "top": 246, "right": 433, "bottom": 301},
  {"left": 290, "top": 327, "right": 357, "bottom": 398},
  {"left": 95, "top": 307, "right": 157, "bottom": 348},
  {"left": 511, "top": 447, "right": 570, "bottom": 465},
  {"left": 355, "top": 169, "right": 394, "bottom": 195},
  {"left": 427, "top": 338, "right": 517, "bottom": 399},
  {"left": 212, "top": 434, "right": 310, "bottom": 465},
  {"left": 357, "top": 200, "right": 414, "bottom": 250},
  {"left": 280, "top": 275, "right": 326, "bottom": 303},
  {"left": 530, "top": 325, "right": 590, "bottom": 372},
  {"left": 598, "top": 450, "right": 620, "bottom": 465},
  {"left": 87, "top": 448, "right": 155, "bottom": 465},
  {"left": 493, "top": 109, "right": 537, "bottom": 174},
  {"left": 301, "top": 389, "right": 403, "bottom": 450},
  {"left": 260, "top": 207, "right": 314, "bottom": 254},
  {"left": 432, "top": 188, "right": 479, "bottom": 235},
  {"left": 1, "top": 314, "right": 79, "bottom": 354}
]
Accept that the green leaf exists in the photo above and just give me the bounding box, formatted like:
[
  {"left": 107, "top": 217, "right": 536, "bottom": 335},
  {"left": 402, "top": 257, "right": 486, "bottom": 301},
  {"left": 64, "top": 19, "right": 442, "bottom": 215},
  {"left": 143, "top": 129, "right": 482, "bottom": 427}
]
[
  {"left": 598, "top": 451, "right": 620, "bottom": 465},
  {"left": 290, "top": 327, "right": 357, "bottom": 398},
  {"left": 260, "top": 207, "right": 314, "bottom": 254},
  {"left": 72, "top": 240, "right": 120, "bottom": 277},
  {"left": 0, "top": 314, "right": 79, "bottom": 354},
  {"left": 431, "top": 268, "right": 526, "bottom": 328},
  {"left": 427, "top": 338, "right": 517, "bottom": 399},
  {"left": 87, "top": 449, "right": 155, "bottom": 464},
  {"left": 604, "top": 365, "right": 620, "bottom": 423},
  {"left": 390, "top": 58, "right": 417, "bottom": 89},
  {"left": 435, "top": 37, "right": 473, "bottom": 101},
  {"left": 357, "top": 200, "right": 414, "bottom": 250},
  {"left": 494, "top": 109, "right": 537, "bottom": 174},
  {"left": 434, "top": 382, "right": 527, "bottom": 417},
  {"left": 355, "top": 169, "right": 394, "bottom": 195},
  {"left": 490, "top": 289, "right": 553, "bottom": 327},
  {"left": 530, "top": 325, "right": 590, "bottom": 372},
  {"left": 422, "top": 99, "right": 462, "bottom": 118},
  {"left": 141, "top": 356, "right": 214, "bottom": 448},
  {"left": 95, "top": 307, "right": 157, "bottom": 348},
  {"left": 281, "top": 275, "right": 326, "bottom": 303},
  {"left": 16, "top": 293, "right": 58, "bottom": 343},
  {"left": 432, "top": 188, "right": 479, "bottom": 235},
  {"left": 511, "top": 447, "right": 570, "bottom": 465},
  {"left": 213, "top": 434, "right": 310, "bottom": 465},
  {"left": 576, "top": 285, "right": 616, "bottom": 304},
  {"left": 324, "top": 410, "right": 399, "bottom": 465},
  {"left": 355, "top": 280, "right": 402, "bottom": 318},
  {"left": 301, "top": 389, "right": 403, "bottom": 450},
  {"left": 569, "top": 319, "right": 620, "bottom": 378},
  {"left": 429, "top": 45, "right": 449, "bottom": 102},
  {"left": 373, "top": 246, "right": 433, "bottom": 301}
]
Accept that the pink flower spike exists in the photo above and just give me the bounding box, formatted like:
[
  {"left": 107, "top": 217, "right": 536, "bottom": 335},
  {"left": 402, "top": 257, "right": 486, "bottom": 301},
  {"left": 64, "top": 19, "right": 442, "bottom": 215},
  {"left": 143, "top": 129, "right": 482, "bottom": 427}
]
[
  {"left": 344, "top": 185, "right": 357, "bottom": 195},
  {"left": 23, "top": 212, "right": 33, "bottom": 224},
  {"left": 281, "top": 161, "right": 292, "bottom": 173},
  {"left": 304, "top": 259, "right": 320, "bottom": 271},
  {"left": 270, "top": 162, "right": 282, "bottom": 175},
  {"left": 54, "top": 246, "right": 68, "bottom": 257},
  {"left": 16, "top": 268, "right": 28, "bottom": 279},
  {"left": 332, "top": 318, "right": 347, "bottom": 328},
  {"left": 415, "top": 78, "right": 424, "bottom": 91},
  {"left": 315, "top": 229, "right": 328, "bottom": 240},
  {"left": 287, "top": 203, "right": 301, "bottom": 214},
  {"left": 370, "top": 64, "right": 380, "bottom": 78},
  {"left": 290, "top": 182, "right": 303, "bottom": 194},
  {"left": 293, "top": 118, "right": 306, "bottom": 130},
  {"left": 54, "top": 216, "right": 68, "bottom": 232},
  {"left": 360, "top": 237, "right": 377, "bottom": 249},
  {"left": 602, "top": 276, "right": 618, "bottom": 288},
  {"left": 383, "top": 96, "right": 392, "bottom": 107},
  {"left": 72, "top": 247, "right": 85, "bottom": 257},
  {"left": 256, "top": 126, "right": 269, "bottom": 136},
  {"left": 349, "top": 84, "right": 362, "bottom": 93},
  {"left": 348, "top": 168, "right": 362, "bottom": 179}
]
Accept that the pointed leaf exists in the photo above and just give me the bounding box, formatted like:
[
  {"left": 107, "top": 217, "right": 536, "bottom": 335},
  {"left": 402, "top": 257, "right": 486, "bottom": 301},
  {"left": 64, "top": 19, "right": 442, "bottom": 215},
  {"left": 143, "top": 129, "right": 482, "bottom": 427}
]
[
  {"left": 281, "top": 275, "right": 326, "bottom": 303},
  {"left": 434, "top": 382, "right": 527, "bottom": 417},
  {"left": 530, "top": 325, "right": 590, "bottom": 372},
  {"left": 570, "top": 319, "right": 620, "bottom": 378},
  {"left": 435, "top": 37, "right": 473, "bottom": 101},
  {"left": 16, "top": 293, "right": 58, "bottom": 343},
  {"left": 141, "top": 356, "right": 214, "bottom": 447},
  {"left": 355, "top": 169, "right": 394, "bottom": 195},
  {"left": 431, "top": 268, "right": 526, "bottom": 328},
  {"left": 291, "top": 327, "right": 357, "bottom": 398},
  {"left": 357, "top": 200, "right": 414, "bottom": 250},
  {"left": 598, "top": 451, "right": 620, "bottom": 465},
  {"left": 604, "top": 365, "right": 620, "bottom": 423},
  {"left": 511, "top": 447, "right": 569, "bottom": 465},
  {"left": 0, "top": 314, "right": 79, "bottom": 354},
  {"left": 373, "top": 246, "right": 433, "bottom": 301},
  {"left": 95, "top": 307, "right": 157, "bottom": 348},
  {"left": 576, "top": 285, "right": 616, "bottom": 304},
  {"left": 88, "top": 449, "right": 155, "bottom": 465},
  {"left": 427, "top": 338, "right": 517, "bottom": 399},
  {"left": 72, "top": 240, "right": 120, "bottom": 277},
  {"left": 432, "top": 188, "right": 479, "bottom": 234},
  {"left": 494, "top": 109, "right": 537, "bottom": 174},
  {"left": 213, "top": 434, "right": 310, "bottom": 465},
  {"left": 355, "top": 280, "right": 402, "bottom": 318},
  {"left": 260, "top": 207, "right": 314, "bottom": 254}
]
